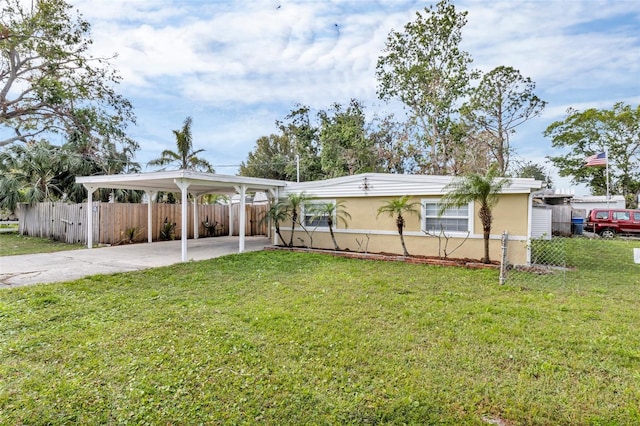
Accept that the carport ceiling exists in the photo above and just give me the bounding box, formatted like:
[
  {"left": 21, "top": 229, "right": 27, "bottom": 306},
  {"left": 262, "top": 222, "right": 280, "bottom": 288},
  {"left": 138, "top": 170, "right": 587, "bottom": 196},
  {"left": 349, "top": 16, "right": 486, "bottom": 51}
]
[{"left": 76, "top": 170, "right": 289, "bottom": 195}]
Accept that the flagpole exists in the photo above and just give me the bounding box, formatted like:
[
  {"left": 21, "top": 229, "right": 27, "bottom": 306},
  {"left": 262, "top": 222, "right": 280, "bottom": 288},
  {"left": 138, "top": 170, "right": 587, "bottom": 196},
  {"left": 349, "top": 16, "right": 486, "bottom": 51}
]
[{"left": 605, "top": 147, "right": 610, "bottom": 206}]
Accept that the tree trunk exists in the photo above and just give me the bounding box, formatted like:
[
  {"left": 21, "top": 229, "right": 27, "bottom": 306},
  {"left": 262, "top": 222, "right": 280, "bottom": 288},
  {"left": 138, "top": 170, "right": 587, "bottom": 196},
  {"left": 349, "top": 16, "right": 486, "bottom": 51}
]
[
  {"left": 275, "top": 224, "right": 286, "bottom": 247},
  {"left": 289, "top": 212, "right": 297, "bottom": 247},
  {"left": 396, "top": 214, "right": 409, "bottom": 256},
  {"left": 483, "top": 230, "right": 490, "bottom": 263},
  {"left": 399, "top": 231, "right": 409, "bottom": 257},
  {"left": 479, "top": 205, "right": 493, "bottom": 263},
  {"left": 329, "top": 226, "right": 339, "bottom": 250}
]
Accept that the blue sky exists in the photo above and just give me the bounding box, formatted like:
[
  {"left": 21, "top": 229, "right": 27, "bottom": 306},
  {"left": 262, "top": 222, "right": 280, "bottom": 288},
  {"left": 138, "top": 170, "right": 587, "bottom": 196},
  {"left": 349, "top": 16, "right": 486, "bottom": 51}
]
[{"left": 74, "top": 0, "right": 640, "bottom": 194}]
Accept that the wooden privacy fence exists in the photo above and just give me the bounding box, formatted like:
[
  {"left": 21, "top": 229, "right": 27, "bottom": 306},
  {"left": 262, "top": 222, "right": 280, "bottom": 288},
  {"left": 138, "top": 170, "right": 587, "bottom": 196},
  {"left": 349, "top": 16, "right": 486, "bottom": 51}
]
[{"left": 18, "top": 202, "right": 268, "bottom": 245}]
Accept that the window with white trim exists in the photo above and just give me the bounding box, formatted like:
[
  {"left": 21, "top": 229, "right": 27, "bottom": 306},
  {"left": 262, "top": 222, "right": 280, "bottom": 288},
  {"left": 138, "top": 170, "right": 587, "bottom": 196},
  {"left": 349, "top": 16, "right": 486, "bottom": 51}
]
[
  {"left": 423, "top": 200, "right": 471, "bottom": 233},
  {"left": 302, "top": 200, "right": 334, "bottom": 227}
]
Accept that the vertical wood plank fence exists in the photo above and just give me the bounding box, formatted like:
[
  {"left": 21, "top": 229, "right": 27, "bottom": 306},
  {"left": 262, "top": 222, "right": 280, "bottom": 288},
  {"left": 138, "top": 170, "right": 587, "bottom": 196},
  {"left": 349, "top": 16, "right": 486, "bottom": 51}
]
[{"left": 17, "top": 202, "right": 268, "bottom": 245}]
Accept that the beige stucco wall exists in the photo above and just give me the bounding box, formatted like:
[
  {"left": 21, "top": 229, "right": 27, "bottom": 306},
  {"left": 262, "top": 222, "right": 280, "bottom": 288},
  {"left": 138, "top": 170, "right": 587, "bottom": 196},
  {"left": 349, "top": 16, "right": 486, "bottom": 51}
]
[{"left": 278, "top": 193, "right": 532, "bottom": 264}]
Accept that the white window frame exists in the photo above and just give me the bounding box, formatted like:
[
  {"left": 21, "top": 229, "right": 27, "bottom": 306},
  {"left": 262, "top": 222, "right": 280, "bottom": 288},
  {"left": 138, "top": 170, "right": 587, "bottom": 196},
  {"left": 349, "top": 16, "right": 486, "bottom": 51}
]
[
  {"left": 422, "top": 198, "right": 474, "bottom": 235},
  {"left": 301, "top": 199, "right": 336, "bottom": 228}
]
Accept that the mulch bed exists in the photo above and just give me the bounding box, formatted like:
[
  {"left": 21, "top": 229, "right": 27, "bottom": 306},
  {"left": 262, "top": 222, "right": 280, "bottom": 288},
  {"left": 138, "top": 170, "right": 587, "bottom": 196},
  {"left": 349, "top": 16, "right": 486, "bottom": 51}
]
[{"left": 265, "top": 245, "right": 499, "bottom": 270}]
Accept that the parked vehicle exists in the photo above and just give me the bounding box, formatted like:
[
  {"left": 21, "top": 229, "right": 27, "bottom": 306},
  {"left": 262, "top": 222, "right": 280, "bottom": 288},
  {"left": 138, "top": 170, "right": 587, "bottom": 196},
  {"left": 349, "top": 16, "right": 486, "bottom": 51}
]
[{"left": 585, "top": 208, "right": 640, "bottom": 238}]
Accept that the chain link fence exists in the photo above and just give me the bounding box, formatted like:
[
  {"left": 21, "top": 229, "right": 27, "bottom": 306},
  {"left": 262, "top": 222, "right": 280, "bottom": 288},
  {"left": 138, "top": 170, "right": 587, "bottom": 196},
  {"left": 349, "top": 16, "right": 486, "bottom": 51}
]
[{"left": 502, "top": 233, "right": 640, "bottom": 287}]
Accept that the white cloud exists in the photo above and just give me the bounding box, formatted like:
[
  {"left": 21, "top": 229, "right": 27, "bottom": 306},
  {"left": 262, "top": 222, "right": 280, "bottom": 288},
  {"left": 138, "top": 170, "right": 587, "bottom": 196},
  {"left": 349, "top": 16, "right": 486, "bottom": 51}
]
[{"left": 55, "top": 0, "right": 640, "bottom": 185}]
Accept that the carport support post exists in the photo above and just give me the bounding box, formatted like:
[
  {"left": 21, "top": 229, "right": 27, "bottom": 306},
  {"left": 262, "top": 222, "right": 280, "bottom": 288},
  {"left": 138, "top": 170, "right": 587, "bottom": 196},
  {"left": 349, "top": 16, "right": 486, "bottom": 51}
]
[
  {"left": 193, "top": 195, "right": 199, "bottom": 240},
  {"left": 228, "top": 201, "right": 233, "bottom": 237},
  {"left": 83, "top": 184, "right": 99, "bottom": 248},
  {"left": 235, "top": 184, "right": 247, "bottom": 252},
  {"left": 145, "top": 191, "right": 156, "bottom": 243},
  {"left": 174, "top": 179, "right": 191, "bottom": 262},
  {"left": 269, "top": 187, "right": 279, "bottom": 245}
]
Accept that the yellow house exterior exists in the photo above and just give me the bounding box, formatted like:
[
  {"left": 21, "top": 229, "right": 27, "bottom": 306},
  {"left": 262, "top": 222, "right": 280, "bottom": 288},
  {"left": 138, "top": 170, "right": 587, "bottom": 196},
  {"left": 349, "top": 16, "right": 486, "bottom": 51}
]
[{"left": 278, "top": 173, "right": 542, "bottom": 265}]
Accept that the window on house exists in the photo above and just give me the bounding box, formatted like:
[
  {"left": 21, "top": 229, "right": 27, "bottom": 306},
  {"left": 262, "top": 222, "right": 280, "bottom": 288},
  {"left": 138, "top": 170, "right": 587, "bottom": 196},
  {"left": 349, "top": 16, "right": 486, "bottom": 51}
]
[
  {"left": 423, "top": 200, "right": 470, "bottom": 233},
  {"left": 302, "top": 201, "right": 333, "bottom": 227}
]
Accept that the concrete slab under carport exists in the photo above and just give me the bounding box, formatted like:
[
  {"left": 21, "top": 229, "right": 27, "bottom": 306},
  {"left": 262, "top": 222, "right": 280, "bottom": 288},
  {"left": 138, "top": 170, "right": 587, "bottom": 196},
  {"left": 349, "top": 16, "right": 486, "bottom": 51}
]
[{"left": 0, "top": 236, "right": 270, "bottom": 288}]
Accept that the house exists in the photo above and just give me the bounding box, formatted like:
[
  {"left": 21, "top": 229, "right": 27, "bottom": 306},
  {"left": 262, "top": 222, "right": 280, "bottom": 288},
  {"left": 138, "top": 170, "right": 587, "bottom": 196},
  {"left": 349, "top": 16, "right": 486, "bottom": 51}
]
[
  {"left": 279, "top": 173, "right": 542, "bottom": 265},
  {"left": 72, "top": 171, "right": 541, "bottom": 265}
]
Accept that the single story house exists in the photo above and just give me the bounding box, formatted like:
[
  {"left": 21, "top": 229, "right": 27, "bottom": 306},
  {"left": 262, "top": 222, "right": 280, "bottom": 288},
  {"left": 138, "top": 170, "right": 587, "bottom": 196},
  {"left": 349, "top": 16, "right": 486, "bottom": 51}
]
[
  {"left": 279, "top": 173, "right": 542, "bottom": 265},
  {"left": 75, "top": 171, "right": 541, "bottom": 265}
]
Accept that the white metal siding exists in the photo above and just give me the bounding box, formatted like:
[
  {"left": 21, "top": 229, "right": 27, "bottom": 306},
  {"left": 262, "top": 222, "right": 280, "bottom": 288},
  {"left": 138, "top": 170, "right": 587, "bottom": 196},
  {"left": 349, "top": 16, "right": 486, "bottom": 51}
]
[{"left": 531, "top": 207, "right": 552, "bottom": 240}]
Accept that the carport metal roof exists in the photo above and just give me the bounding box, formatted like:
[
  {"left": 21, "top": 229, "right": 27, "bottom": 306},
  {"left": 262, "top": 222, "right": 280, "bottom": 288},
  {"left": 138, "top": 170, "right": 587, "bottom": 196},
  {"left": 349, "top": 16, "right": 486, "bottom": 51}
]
[
  {"left": 77, "top": 170, "right": 288, "bottom": 195},
  {"left": 76, "top": 170, "right": 289, "bottom": 261}
]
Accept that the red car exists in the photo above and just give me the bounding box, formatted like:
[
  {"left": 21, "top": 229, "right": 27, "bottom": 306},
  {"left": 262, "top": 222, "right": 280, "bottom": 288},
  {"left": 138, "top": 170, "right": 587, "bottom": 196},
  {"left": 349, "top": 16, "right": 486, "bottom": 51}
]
[{"left": 585, "top": 208, "right": 640, "bottom": 238}]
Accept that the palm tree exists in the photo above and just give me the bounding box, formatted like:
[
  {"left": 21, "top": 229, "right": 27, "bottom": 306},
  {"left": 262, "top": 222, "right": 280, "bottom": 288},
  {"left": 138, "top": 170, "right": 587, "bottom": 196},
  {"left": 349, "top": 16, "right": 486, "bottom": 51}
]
[
  {"left": 260, "top": 200, "right": 288, "bottom": 246},
  {"left": 284, "top": 192, "right": 311, "bottom": 247},
  {"left": 439, "top": 167, "right": 510, "bottom": 263},
  {"left": 0, "top": 141, "right": 76, "bottom": 211},
  {"left": 310, "top": 200, "right": 352, "bottom": 250},
  {"left": 148, "top": 116, "right": 214, "bottom": 172},
  {"left": 376, "top": 195, "right": 420, "bottom": 256}
]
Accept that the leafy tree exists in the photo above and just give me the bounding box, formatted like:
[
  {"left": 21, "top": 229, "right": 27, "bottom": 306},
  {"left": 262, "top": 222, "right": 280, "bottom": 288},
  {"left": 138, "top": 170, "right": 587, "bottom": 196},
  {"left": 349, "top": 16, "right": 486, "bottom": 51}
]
[
  {"left": 309, "top": 200, "right": 351, "bottom": 250},
  {"left": 445, "top": 122, "right": 493, "bottom": 176},
  {"left": 368, "top": 114, "right": 422, "bottom": 174},
  {"left": 376, "top": 0, "right": 476, "bottom": 174},
  {"left": 283, "top": 192, "right": 311, "bottom": 247},
  {"left": 545, "top": 103, "right": 639, "bottom": 208},
  {"left": 318, "top": 99, "right": 379, "bottom": 178},
  {"left": 376, "top": 195, "right": 420, "bottom": 256},
  {"left": 439, "top": 167, "right": 510, "bottom": 263},
  {"left": 461, "top": 66, "right": 547, "bottom": 175},
  {"left": 0, "top": 0, "right": 136, "bottom": 151},
  {"left": 0, "top": 140, "right": 76, "bottom": 210},
  {"left": 239, "top": 134, "right": 296, "bottom": 181},
  {"left": 277, "top": 105, "right": 323, "bottom": 182},
  {"left": 148, "top": 116, "right": 214, "bottom": 172},
  {"left": 514, "top": 161, "right": 553, "bottom": 189}
]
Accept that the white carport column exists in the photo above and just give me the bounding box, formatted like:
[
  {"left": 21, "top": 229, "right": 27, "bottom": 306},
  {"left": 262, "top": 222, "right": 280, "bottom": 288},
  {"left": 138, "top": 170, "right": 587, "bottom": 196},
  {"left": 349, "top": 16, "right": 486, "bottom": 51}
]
[
  {"left": 234, "top": 184, "right": 247, "bottom": 252},
  {"left": 145, "top": 191, "right": 157, "bottom": 243},
  {"left": 174, "top": 178, "right": 191, "bottom": 262},
  {"left": 228, "top": 200, "right": 234, "bottom": 237},
  {"left": 193, "top": 195, "right": 199, "bottom": 240},
  {"left": 83, "top": 184, "right": 99, "bottom": 249},
  {"left": 269, "top": 187, "right": 279, "bottom": 246}
]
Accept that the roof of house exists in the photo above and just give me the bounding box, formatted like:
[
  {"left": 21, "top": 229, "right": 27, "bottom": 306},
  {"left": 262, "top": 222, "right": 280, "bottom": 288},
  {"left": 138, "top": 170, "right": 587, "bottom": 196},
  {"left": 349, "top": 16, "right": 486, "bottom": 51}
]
[{"left": 282, "top": 173, "right": 542, "bottom": 198}]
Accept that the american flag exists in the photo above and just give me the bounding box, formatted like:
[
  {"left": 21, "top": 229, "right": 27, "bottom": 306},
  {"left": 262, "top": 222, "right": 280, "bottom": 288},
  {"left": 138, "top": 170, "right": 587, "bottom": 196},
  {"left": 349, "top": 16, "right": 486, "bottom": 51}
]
[{"left": 585, "top": 152, "right": 607, "bottom": 166}]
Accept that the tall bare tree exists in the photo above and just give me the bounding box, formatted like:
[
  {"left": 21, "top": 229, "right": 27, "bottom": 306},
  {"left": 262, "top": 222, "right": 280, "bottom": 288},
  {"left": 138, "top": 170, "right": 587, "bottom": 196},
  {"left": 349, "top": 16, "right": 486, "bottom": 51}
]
[{"left": 462, "top": 66, "right": 546, "bottom": 175}]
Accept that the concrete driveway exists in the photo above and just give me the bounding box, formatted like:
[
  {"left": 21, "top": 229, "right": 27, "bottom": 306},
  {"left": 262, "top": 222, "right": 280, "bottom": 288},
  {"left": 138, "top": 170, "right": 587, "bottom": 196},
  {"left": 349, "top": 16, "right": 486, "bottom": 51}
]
[{"left": 0, "top": 236, "right": 271, "bottom": 289}]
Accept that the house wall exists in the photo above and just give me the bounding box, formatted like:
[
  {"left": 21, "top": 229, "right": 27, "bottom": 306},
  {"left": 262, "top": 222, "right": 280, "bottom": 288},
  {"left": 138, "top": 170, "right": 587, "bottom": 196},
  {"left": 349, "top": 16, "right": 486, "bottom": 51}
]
[{"left": 279, "top": 192, "right": 532, "bottom": 264}]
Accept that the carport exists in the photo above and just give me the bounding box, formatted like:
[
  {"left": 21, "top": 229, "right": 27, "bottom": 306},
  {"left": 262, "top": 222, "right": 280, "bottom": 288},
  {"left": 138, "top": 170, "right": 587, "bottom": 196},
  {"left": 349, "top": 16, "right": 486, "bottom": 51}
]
[{"left": 76, "top": 170, "right": 288, "bottom": 262}]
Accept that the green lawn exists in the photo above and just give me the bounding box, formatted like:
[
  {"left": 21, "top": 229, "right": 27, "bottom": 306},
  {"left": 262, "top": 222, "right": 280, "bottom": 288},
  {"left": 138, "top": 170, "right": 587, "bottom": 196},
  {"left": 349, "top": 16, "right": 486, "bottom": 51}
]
[
  {"left": 0, "top": 233, "right": 84, "bottom": 256},
  {"left": 1, "top": 247, "right": 639, "bottom": 424}
]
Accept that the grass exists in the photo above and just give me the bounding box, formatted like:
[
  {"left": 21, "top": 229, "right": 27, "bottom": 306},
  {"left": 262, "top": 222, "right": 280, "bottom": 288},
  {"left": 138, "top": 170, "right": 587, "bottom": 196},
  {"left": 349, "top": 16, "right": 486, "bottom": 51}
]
[
  {"left": 1, "top": 242, "right": 639, "bottom": 424},
  {"left": 0, "top": 233, "right": 84, "bottom": 256}
]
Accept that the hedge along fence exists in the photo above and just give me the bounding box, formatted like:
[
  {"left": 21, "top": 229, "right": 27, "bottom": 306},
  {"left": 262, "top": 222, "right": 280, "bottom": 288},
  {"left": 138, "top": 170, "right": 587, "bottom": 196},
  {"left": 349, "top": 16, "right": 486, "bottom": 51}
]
[{"left": 17, "top": 202, "right": 269, "bottom": 245}]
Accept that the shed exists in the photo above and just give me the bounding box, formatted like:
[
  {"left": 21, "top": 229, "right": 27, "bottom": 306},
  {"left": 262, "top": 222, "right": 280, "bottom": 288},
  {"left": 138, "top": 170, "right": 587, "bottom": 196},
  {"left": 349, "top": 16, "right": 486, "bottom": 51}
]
[{"left": 570, "top": 195, "right": 626, "bottom": 211}]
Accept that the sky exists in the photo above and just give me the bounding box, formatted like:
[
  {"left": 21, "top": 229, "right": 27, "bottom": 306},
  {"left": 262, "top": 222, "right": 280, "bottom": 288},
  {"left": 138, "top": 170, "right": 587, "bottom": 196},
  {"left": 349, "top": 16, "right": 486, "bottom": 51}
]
[{"left": 71, "top": 0, "right": 640, "bottom": 194}]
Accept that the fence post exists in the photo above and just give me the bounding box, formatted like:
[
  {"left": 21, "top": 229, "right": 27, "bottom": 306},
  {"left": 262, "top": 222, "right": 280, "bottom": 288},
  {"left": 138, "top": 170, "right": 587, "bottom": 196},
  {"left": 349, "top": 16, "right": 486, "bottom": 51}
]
[{"left": 499, "top": 231, "right": 509, "bottom": 285}]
